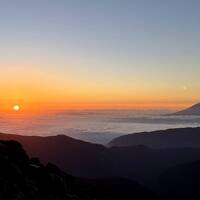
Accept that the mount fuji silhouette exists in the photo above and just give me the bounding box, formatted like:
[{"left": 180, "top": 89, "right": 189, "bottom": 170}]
[{"left": 169, "top": 102, "right": 200, "bottom": 116}]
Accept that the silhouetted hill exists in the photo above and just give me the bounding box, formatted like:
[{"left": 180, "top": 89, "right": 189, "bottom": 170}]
[
  {"left": 0, "top": 140, "right": 72, "bottom": 199},
  {"left": 0, "top": 140, "right": 157, "bottom": 200},
  {"left": 158, "top": 160, "right": 200, "bottom": 200},
  {"left": 168, "top": 102, "right": 200, "bottom": 115},
  {"left": 108, "top": 127, "right": 200, "bottom": 148},
  {"left": 109, "top": 146, "right": 200, "bottom": 187},
  {"left": 0, "top": 133, "right": 111, "bottom": 178},
  {"left": 1, "top": 132, "right": 200, "bottom": 188}
]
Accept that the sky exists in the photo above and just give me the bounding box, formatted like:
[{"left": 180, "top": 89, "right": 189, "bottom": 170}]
[{"left": 0, "top": 0, "right": 200, "bottom": 112}]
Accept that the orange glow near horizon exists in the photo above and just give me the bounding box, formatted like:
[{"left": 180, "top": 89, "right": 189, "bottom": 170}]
[
  {"left": 0, "top": 62, "right": 198, "bottom": 114},
  {"left": 0, "top": 101, "right": 193, "bottom": 116}
]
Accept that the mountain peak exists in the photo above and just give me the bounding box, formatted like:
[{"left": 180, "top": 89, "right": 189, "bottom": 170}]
[
  {"left": 169, "top": 102, "right": 200, "bottom": 116},
  {"left": 190, "top": 102, "right": 200, "bottom": 109}
]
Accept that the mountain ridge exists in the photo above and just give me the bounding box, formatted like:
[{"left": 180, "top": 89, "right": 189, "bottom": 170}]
[
  {"left": 108, "top": 127, "right": 200, "bottom": 148},
  {"left": 0, "top": 140, "right": 156, "bottom": 200},
  {"left": 168, "top": 102, "right": 200, "bottom": 116},
  {"left": 1, "top": 130, "right": 200, "bottom": 187}
]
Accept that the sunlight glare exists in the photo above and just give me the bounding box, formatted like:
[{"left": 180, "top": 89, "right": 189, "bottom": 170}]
[{"left": 13, "top": 105, "right": 20, "bottom": 111}]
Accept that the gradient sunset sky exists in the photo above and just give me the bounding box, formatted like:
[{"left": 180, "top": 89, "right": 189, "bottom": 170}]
[{"left": 1, "top": 0, "right": 200, "bottom": 112}]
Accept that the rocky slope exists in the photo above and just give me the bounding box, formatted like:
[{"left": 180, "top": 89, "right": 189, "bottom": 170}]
[
  {"left": 1, "top": 132, "right": 200, "bottom": 187},
  {"left": 0, "top": 140, "right": 157, "bottom": 200}
]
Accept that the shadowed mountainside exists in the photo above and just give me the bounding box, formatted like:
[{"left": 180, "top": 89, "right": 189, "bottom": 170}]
[
  {"left": 0, "top": 133, "right": 110, "bottom": 178},
  {"left": 108, "top": 127, "right": 200, "bottom": 148},
  {"left": 0, "top": 140, "right": 157, "bottom": 200},
  {"left": 2, "top": 136, "right": 200, "bottom": 199},
  {"left": 158, "top": 160, "right": 200, "bottom": 200},
  {"left": 1, "top": 131, "right": 200, "bottom": 187}
]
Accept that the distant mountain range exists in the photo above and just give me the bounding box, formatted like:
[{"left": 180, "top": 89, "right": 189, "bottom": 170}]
[
  {"left": 2, "top": 134, "right": 200, "bottom": 199},
  {"left": 1, "top": 129, "right": 200, "bottom": 188},
  {"left": 168, "top": 102, "right": 200, "bottom": 115},
  {"left": 108, "top": 127, "right": 200, "bottom": 148}
]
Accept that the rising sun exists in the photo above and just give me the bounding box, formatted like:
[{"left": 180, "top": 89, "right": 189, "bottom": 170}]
[{"left": 13, "top": 105, "right": 20, "bottom": 111}]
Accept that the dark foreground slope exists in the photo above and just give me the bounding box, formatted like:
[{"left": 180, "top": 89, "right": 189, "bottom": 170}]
[
  {"left": 1, "top": 132, "right": 200, "bottom": 187},
  {"left": 0, "top": 140, "right": 156, "bottom": 200},
  {"left": 159, "top": 160, "right": 200, "bottom": 200},
  {"left": 109, "top": 146, "right": 200, "bottom": 186},
  {"left": 3, "top": 140, "right": 200, "bottom": 200},
  {"left": 108, "top": 127, "right": 200, "bottom": 148}
]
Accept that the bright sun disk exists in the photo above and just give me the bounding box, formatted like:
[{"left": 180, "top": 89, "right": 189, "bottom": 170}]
[{"left": 13, "top": 105, "right": 20, "bottom": 111}]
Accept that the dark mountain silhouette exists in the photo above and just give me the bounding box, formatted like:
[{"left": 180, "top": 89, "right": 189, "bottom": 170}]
[
  {"left": 158, "top": 160, "right": 200, "bottom": 200},
  {"left": 1, "top": 132, "right": 200, "bottom": 187},
  {"left": 0, "top": 133, "right": 111, "bottom": 178},
  {"left": 3, "top": 136, "right": 200, "bottom": 199},
  {"left": 0, "top": 140, "right": 157, "bottom": 200},
  {"left": 109, "top": 146, "right": 200, "bottom": 187},
  {"left": 168, "top": 102, "right": 200, "bottom": 115},
  {"left": 108, "top": 127, "right": 200, "bottom": 148}
]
